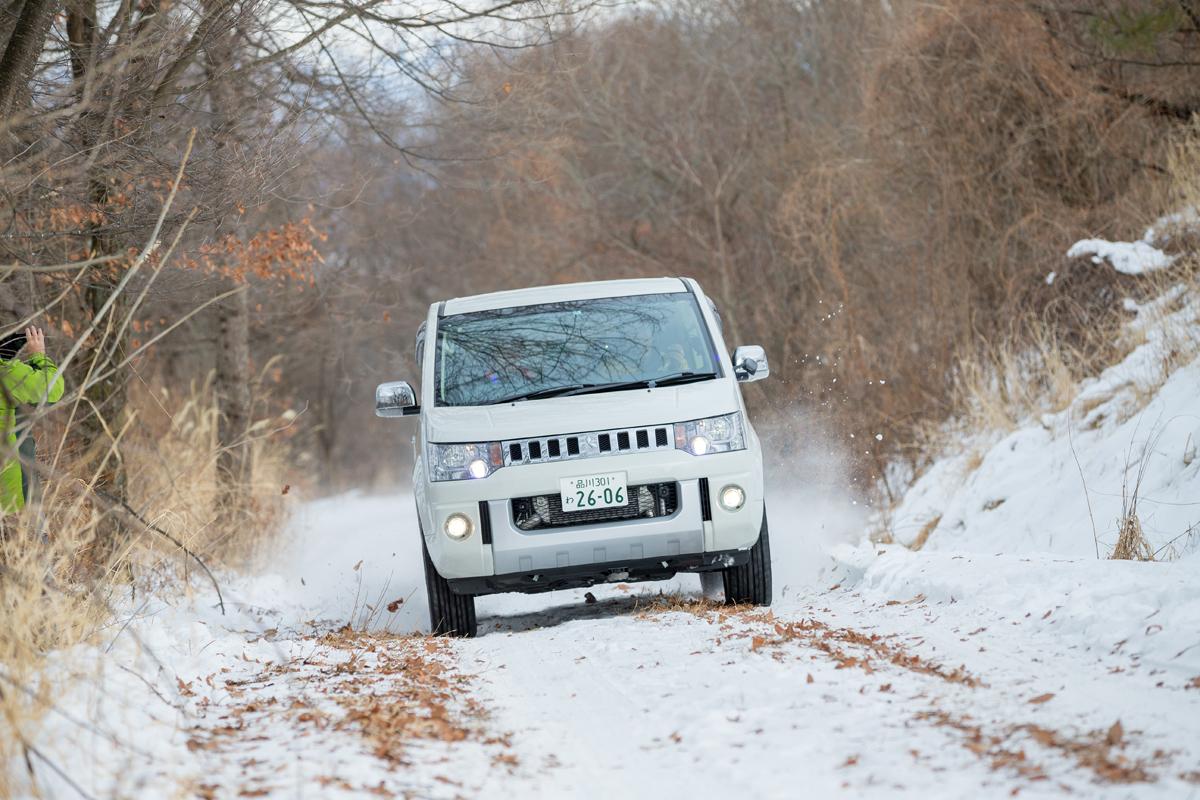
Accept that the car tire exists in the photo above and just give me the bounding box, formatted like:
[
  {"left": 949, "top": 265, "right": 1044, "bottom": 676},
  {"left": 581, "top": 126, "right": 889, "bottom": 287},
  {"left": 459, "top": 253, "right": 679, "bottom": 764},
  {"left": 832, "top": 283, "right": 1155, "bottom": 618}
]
[
  {"left": 722, "top": 511, "right": 772, "bottom": 606},
  {"left": 421, "top": 537, "right": 477, "bottom": 637}
]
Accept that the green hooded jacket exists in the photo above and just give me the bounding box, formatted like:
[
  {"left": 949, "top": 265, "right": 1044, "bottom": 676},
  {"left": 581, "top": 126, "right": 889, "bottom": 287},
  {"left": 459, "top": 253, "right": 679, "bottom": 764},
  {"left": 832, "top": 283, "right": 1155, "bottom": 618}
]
[{"left": 1, "top": 354, "right": 64, "bottom": 512}]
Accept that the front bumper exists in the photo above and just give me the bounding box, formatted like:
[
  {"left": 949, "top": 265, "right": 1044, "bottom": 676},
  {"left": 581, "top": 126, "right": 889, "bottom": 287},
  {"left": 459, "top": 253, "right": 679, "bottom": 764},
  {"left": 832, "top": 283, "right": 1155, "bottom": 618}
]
[
  {"left": 448, "top": 548, "right": 750, "bottom": 596},
  {"left": 419, "top": 446, "right": 764, "bottom": 581}
]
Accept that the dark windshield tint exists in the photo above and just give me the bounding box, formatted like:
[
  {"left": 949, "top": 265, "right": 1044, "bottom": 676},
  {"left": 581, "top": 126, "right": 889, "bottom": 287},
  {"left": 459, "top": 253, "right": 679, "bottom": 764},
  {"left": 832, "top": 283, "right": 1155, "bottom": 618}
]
[{"left": 435, "top": 292, "right": 720, "bottom": 407}]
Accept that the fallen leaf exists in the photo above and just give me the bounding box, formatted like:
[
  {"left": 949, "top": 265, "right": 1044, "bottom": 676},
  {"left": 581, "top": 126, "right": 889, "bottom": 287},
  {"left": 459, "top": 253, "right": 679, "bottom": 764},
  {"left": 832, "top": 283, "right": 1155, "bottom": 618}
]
[
  {"left": 1028, "top": 693, "right": 1055, "bottom": 705},
  {"left": 281, "top": 484, "right": 290, "bottom": 495},
  {"left": 806, "top": 673, "right": 814, "bottom": 684},
  {"left": 353, "top": 560, "right": 363, "bottom": 571},
  {"left": 1106, "top": 720, "right": 1123, "bottom": 746}
]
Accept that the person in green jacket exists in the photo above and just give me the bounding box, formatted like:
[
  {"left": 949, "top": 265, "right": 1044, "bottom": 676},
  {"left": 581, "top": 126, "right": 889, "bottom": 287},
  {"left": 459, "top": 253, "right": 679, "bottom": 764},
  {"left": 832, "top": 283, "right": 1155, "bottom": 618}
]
[{"left": 1, "top": 326, "right": 65, "bottom": 513}]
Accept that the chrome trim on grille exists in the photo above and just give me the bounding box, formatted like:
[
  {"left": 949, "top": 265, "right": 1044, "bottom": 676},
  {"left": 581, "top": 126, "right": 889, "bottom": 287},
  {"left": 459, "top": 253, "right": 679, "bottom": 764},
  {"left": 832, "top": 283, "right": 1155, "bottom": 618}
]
[{"left": 503, "top": 423, "right": 674, "bottom": 466}]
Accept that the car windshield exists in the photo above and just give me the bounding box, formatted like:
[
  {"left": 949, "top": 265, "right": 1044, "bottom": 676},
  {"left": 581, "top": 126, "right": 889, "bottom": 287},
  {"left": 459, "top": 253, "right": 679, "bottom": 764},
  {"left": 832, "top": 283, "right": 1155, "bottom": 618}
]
[{"left": 435, "top": 292, "right": 720, "bottom": 407}]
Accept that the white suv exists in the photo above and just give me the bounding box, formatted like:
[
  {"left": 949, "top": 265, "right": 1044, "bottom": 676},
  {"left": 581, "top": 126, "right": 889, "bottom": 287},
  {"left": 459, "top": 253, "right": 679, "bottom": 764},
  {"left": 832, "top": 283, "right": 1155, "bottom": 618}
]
[{"left": 376, "top": 277, "right": 771, "bottom": 636}]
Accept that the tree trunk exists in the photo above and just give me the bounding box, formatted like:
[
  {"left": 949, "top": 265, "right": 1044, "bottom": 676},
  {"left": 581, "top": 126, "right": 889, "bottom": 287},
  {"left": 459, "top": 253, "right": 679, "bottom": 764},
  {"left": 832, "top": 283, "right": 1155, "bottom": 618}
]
[
  {"left": 204, "top": 0, "right": 252, "bottom": 514},
  {"left": 214, "top": 287, "right": 251, "bottom": 502},
  {"left": 0, "top": 0, "right": 57, "bottom": 119}
]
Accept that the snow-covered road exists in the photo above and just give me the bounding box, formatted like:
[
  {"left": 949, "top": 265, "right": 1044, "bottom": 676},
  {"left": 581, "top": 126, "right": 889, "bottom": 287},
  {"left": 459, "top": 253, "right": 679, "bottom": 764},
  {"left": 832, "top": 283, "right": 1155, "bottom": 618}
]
[
  {"left": 162, "top": 494, "right": 1200, "bottom": 799},
  {"left": 16, "top": 492, "right": 1200, "bottom": 799}
]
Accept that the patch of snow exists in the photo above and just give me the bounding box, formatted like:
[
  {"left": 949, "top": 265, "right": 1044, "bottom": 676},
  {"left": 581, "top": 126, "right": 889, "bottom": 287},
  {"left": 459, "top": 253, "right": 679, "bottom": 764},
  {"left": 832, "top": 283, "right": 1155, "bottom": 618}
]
[
  {"left": 1067, "top": 238, "right": 1175, "bottom": 275},
  {"left": 1067, "top": 209, "right": 1198, "bottom": 276}
]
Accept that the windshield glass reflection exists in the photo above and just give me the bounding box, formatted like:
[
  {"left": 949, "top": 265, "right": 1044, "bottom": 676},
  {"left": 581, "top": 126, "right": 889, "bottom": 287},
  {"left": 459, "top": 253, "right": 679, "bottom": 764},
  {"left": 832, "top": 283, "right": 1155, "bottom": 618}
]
[{"left": 435, "top": 292, "right": 719, "bottom": 407}]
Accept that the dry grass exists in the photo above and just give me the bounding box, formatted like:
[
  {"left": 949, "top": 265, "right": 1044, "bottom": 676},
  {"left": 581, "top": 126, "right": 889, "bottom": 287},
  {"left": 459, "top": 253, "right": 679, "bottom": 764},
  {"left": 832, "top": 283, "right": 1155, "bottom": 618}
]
[
  {"left": 1111, "top": 427, "right": 1157, "bottom": 562},
  {"left": 910, "top": 317, "right": 1115, "bottom": 470},
  {"left": 119, "top": 368, "right": 293, "bottom": 567},
  {"left": 1165, "top": 115, "right": 1200, "bottom": 219},
  {"left": 909, "top": 515, "right": 943, "bottom": 552},
  {"left": 0, "top": 376, "right": 293, "bottom": 796},
  {"left": 949, "top": 325, "right": 1085, "bottom": 435},
  {"left": 1111, "top": 510, "right": 1154, "bottom": 562}
]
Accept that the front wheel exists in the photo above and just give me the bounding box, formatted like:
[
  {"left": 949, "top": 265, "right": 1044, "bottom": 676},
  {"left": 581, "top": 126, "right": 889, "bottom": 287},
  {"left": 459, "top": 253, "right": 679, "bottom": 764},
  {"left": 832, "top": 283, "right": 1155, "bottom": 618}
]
[
  {"left": 722, "top": 512, "right": 772, "bottom": 606},
  {"left": 422, "top": 538, "right": 477, "bottom": 637}
]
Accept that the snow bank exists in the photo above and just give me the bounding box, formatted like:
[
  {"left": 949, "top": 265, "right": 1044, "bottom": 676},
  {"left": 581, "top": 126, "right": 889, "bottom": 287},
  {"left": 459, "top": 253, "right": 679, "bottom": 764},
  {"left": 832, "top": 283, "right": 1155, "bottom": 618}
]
[
  {"left": 7, "top": 493, "right": 428, "bottom": 798},
  {"left": 11, "top": 593, "right": 257, "bottom": 796},
  {"left": 886, "top": 286, "right": 1200, "bottom": 559},
  {"left": 833, "top": 546, "right": 1200, "bottom": 678}
]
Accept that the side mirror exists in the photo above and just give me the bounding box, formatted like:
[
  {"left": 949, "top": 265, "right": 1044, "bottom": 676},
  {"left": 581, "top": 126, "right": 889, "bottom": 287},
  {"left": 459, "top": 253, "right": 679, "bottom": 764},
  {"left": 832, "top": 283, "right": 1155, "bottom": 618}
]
[
  {"left": 732, "top": 346, "right": 769, "bottom": 383},
  {"left": 376, "top": 381, "right": 420, "bottom": 417}
]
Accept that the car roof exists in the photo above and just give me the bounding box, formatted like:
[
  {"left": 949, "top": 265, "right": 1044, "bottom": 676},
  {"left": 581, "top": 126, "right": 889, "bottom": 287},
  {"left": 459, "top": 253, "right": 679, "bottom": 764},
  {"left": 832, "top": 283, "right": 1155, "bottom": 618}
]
[{"left": 440, "top": 277, "right": 690, "bottom": 316}]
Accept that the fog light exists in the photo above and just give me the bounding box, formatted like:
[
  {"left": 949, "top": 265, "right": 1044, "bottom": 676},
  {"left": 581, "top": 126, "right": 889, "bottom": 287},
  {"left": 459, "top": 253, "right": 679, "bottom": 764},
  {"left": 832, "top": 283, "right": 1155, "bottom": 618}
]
[
  {"left": 689, "top": 435, "right": 711, "bottom": 456},
  {"left": 467, "top": 458, "right": 490, "bottom": 479},
  {"left": 719, "top": 484, "right": 745, "bottom": 511},
  {"left": 444, "top": 513, "right": 473, "bottom": 540}
]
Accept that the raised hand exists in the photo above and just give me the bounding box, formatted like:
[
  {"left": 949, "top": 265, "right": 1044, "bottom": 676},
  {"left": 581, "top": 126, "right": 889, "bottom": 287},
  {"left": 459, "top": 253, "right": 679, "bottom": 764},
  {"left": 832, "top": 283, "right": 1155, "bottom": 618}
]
[{"left": 24, "top": 326, "right": 45, "bottom": 356}]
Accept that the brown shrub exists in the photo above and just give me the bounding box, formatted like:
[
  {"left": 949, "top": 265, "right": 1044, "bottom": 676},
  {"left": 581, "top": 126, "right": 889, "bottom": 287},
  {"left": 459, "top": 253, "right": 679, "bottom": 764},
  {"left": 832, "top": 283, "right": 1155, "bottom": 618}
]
[{"left": 774, "top": 0, "right": 1184, "bottom": 474}]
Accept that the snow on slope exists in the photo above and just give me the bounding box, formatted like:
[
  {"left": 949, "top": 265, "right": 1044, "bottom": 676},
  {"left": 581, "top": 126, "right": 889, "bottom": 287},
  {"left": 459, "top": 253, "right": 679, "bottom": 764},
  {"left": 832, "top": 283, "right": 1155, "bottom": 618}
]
[{"left": 885, "top": 285, "right": 1200, "bottom": 559}]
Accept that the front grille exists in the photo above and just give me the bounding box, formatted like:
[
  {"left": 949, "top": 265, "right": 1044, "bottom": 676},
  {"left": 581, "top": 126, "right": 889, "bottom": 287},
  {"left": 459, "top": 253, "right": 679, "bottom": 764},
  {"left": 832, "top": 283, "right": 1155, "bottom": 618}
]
[
  {"left": 512, "top": 482, "right": 679, "bottom": 531},
  {"left": 504, "top": 424, "right": 674, "bottom": 466}
]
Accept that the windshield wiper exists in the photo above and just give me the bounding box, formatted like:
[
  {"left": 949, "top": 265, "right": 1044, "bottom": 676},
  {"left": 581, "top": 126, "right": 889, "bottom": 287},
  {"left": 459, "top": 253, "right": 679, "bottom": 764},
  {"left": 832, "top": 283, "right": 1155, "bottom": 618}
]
[
  {"left": 486, "top": 384, "right": 589, "bottom": 404},
  {"left": 486, "top": 372, "right": 718, "bottom": 405},
  {"left": 559, "top": 371, "right": 719, "bottom": 398}
]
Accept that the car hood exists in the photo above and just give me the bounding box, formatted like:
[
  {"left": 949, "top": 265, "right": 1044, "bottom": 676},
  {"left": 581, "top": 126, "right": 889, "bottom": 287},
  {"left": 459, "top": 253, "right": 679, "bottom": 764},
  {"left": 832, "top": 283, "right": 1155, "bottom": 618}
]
[{"left": 424, "top": 379, "right": 741, "bottom": 442}]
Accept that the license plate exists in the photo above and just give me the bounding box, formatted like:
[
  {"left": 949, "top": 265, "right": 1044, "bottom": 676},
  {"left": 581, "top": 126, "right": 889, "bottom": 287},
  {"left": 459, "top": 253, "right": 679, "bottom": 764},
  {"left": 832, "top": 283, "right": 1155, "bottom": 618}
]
[{"left": 560, "top": 472, "right": 629, "bottom": 512}]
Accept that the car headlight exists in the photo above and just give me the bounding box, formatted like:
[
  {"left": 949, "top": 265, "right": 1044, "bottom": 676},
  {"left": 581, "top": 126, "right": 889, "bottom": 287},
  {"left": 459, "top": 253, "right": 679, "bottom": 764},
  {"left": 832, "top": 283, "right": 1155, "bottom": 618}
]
[
  {"left": 427, "top": 442, "right": 503, "bottom": 481},
  {"left": 674, "top": 412, "right": 746, "bottom": 456}
]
